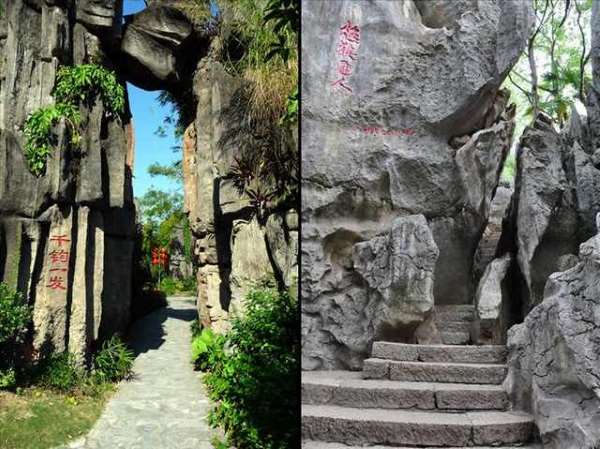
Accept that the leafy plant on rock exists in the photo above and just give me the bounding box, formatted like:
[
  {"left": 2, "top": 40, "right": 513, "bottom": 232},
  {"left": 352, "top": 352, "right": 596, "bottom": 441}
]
[{"left": 23, "top": 64, "right": 125, "bottom": 177}]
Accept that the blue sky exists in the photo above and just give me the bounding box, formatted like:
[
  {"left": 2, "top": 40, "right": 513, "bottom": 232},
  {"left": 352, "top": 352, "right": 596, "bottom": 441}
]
[{"left": 124, "top": 0, "right": 181, "bottom": 198}]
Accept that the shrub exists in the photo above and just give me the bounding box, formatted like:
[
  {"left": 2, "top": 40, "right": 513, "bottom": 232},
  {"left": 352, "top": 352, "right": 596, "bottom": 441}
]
[
  {"left": 0, "top": 283, "right": 31, "bottom": 389},
  {"left": 0, "top": 368, "right": 16, "bottom": 390},
  {"left": 93, "top": 336, "right": 134, "bottom": 383},
  {"left": 190, "top": 318, "right": 202, "bottom": 339},
  {"left": 159, "top": 276, "right": 178, "bottom": 296},
  {"left": 203, "top": 287, "right": 299, "bottom": 449},
  {"left": 0, "top": 283, "right": 31, "bottom": 345},
  {"left": 191, "top": 329, "right": 225, "bottom": 372},
  {"left": 37, "top": 353, "right": 83, "bottom": 392}
]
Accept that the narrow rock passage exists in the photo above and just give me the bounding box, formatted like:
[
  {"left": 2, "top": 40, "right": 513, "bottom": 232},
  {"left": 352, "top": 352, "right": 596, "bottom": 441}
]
[{"left": 61, "top": 297, "right": 213, "bottom": 449}]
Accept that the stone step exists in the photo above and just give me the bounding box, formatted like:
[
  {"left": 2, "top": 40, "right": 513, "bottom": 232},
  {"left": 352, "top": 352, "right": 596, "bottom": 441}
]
[
  {"left": 435, "top": 320, "right": 472, "bottom": 333},
  {"left": 440, "top": 330, "right": 471, "bottom": 345},
  {"left": 302, "top": 404, "right": 534, "bottom": 447},
  {"left": 302, "top": 441, "right": 542, "bottom": 449},
  {"left": 363, "top": 359, "right": 507, "bottom": 384},
  {"left": 435, "top": 305, "right": 475, "bottom": 321},
  {"left": 302, "top": 371, "right": 508, "bottom": 410},
  {"left": 371, "top": 342, "right": 507, "bottom": 364}
]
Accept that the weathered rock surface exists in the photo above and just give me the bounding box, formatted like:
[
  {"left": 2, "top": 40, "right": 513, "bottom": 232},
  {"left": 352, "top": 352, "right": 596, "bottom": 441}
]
[
  {"left": 510, "top": 111, "right": 600, "bottom": 313},
  {"left": 352, "top": 215, "right": 439, "bottom": 340},
  {"left": 473, "top": 184, "right": 513, "bottom": 279},
  {"left": 505, "top": 221, "right": 600, "bottom": 449},
  {"left": 120, "top": 4, "right": 211, "bottom": 91},
  {"left": 302, "top": 0, "right": 532, "bottom": 369},
  {"left": 474, "top": 253, "right": 513, "bottom": 345},
  {"left": 0, "top": 0, "right": 135, "bottom": 364},
  {"left": 184, "top": 51, "right": 298, "bottom": 332}
]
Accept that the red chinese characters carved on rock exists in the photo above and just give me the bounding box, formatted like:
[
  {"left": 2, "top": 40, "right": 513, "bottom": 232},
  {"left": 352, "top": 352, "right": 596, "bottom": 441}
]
[
  {"left": 331, "top": 20, "right": 360, "bottom": 93},
  {"left": 46, "top": 235, "right": 70, "bottom": 291}
]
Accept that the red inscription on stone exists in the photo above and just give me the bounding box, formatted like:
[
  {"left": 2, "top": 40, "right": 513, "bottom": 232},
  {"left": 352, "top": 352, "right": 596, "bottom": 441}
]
[
  {"left": 49, "top": 249, "right": 70, "bottom": 264},
  {"left": 353, "top": 126, "right": 416, "bottom": 136},
  {"left": 47, "top": 275, "right": 67, "bottom": 290},
  {"left": 331, "top": 20, "right": 361, "bottom": 94},
  {"left": 46, "top": 234, "right": 71, "bottom": 291},
  {"left": 49, "top": 235, "right": 70, "bottom": 247}
]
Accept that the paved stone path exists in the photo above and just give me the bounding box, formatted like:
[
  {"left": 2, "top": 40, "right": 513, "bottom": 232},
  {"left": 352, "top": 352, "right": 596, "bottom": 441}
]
[{"left": 61, "top": 297, "right": 214, "bottom": 449}]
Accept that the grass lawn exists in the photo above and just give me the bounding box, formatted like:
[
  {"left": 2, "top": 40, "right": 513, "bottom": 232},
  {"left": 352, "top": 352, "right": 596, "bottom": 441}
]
[{"left": 0, "top": 386, "right": 114, "bottom": 449}]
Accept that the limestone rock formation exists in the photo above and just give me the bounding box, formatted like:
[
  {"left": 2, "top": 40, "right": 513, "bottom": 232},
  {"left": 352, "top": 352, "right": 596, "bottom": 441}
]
[
  {"left": 474, "top": 253, "right": 512, "bottom": 345},
  {"left": 301, "top": 0, "right": 532, "bottom": 369},
  {"left": 0, "top": 0, "right": 296, "bottom": 364},
  {"left": 505, "top": 221, "right": 600, "bottom": 449},
  {"left": 0, "top": 0, "right": 135, "bottom": 364},
  {"left": 184, "top": 52, "right": 298, "bottom": 332},
  {"left": 121, "top": 3, "right": 211, "bottom": 91},
  {"left": 352, "top": 215, "right": 439, "bottom": 340}
]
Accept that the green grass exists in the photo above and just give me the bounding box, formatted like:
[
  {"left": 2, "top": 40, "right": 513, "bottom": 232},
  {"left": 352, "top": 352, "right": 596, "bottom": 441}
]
[{"left": 0, "top": 386, "right": 114, "bottom": 449}]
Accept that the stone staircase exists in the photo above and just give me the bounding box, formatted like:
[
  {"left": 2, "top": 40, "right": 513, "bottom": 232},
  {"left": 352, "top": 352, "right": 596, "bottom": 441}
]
[
  {"left": 435, "top": 305, "right": 475, "bottom": 345},
  {"left": 302, "top": 341, "right": 539, "bottom": 448}
]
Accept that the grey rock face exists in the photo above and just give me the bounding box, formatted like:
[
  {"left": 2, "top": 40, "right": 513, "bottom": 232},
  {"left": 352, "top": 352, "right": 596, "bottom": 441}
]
[
  {"left": 120, "top": 4, "right": 210, "bottom": 90},
  {"left": 302, "top": 0, "right": 532, "bottom": 368},
  {"left": 505, "top": 226, "right": 600, "bottom": 449},
  {"left": 185, "top": 55, "right": 298, "bottom": 332},
  {"left": 473, "top": 185, "right": 513, "bottom": 279},
  {"left": 511, "top": 112, "right": 600, "bottom": 312},
  {"left": 0, "top": 1, "right": 135, "bottom": 363},
  {"left": 353, "top": 215, "right": 438, "bottom": 339},
  {"left": 474, "top": 253, "right": 512, "bottom": 345}
]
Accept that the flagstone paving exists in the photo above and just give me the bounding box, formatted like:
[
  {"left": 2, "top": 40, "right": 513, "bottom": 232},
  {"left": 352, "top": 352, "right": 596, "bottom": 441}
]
[{"left": 59, "top": 297, "right": 214, "bottom": 449}]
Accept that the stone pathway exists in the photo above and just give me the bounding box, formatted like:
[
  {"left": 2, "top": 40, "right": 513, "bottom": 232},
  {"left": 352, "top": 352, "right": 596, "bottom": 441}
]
[
  {"left": 303, "top": 342, "right": 538, "bottom": 448},
  {"left": 61, "top": 297, "right": 214, "bottom": 449}
]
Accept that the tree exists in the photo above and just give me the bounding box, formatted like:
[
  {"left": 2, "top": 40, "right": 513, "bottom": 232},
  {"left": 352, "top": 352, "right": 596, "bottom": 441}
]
[{"left": 506, "top": 0, "right": 593, "bottom": 127}]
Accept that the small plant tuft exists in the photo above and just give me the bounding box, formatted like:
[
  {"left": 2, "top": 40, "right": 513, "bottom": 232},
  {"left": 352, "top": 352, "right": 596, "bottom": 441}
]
[
  {"left": 191, "top": 328, "right": 224, "bottom": 371},
  {"left": 37, "top": 353, "right": 84, "bottom": 392},
  {"left": 93, "top": 335, "right": 134, "bottom": 383}
]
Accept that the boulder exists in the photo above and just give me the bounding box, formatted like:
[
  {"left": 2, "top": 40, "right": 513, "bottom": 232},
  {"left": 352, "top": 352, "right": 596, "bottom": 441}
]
[
  {"left": 474, "top": 253, "right": 512, "bottom": 345},
  {"left": 301, "top": 0, "right": 532, "bottom": 368},
  {"left": 512, "top": 115, "right": 579, "bottom": 312},
  {"left": 353, "top": 214, "right": 439, "bottom": 339},
  {"left": 120, "top": 4, "right": 209, "bottom": 90},
  {"left": 505, "top": 216, "right": 600, "bottom": 449}
]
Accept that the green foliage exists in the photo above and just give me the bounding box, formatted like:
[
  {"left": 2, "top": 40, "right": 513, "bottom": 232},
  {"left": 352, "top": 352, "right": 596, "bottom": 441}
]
[
  {"left": 37, "top": 354, "right": 84, "bottom": 392},
  {"left": 23, "top": 103, "right": 81, "bottom": 177},
  {"left": 281, "top": 86, "right": 298, "bottom": 125},
  {"left": 191, "top": 329, "right": 225, "bottom": 371},
  {"left": 190, "top": 318, "right": 203, "bottom": 339},
  {"left": 54, "top": 65, "right": 125, "bottom": 116},
  {"left": 147, "top": 161, "right": 183, "bottom": 182},
  {"left": 506, "top": 0, "right": 593, "bottom": 126},
  {"left": 0, "top": 283, "right": 31, "bottom": 345},
  {"left": 23, "top": 64, "right": 125, "bottom": 177},
  {"left": 501, "top": 152, "right": 517, "bottom": 181},
  {"left": 202, "top": 286, "right": 299, "bottom": 449},
  {"left": 92, "top": 336, "right": 134, "bottom": 383},
  {"left": 0, "top": 368, "right": 16, "bottom": 390},
  {"left": 158, "top": 276, "right": 197, "bottom": 295}
]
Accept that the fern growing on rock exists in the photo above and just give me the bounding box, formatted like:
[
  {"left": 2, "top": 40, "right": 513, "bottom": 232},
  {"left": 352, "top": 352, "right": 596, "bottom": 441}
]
[{"left": 23, "top": 64, "right": 125, "bottom": 177}]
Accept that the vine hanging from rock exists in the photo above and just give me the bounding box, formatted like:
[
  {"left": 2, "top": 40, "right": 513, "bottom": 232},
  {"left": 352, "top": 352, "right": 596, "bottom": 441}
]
[{"left": 23, "top": 64, "right": 125, "bottom": 177}]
